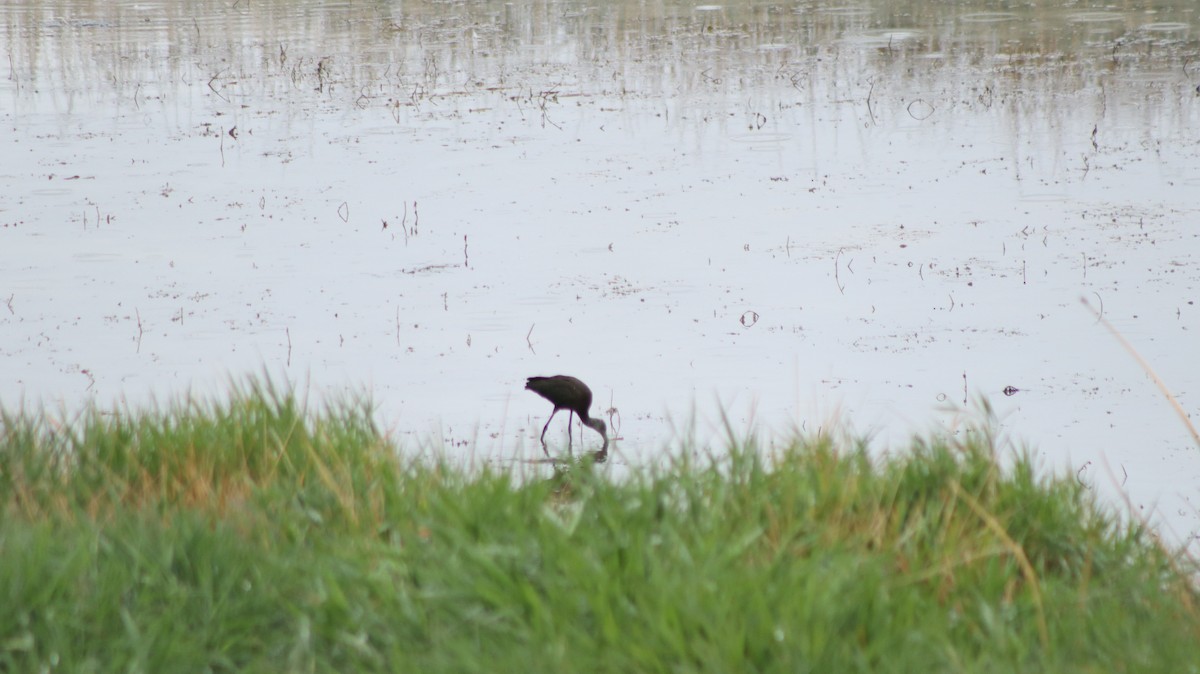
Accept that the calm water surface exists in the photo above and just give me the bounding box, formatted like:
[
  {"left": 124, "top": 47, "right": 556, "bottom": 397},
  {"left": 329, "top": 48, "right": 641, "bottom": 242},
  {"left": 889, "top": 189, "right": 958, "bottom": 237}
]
[{"left": 3, "top": 0, "right": 1200, "bottom": 543}]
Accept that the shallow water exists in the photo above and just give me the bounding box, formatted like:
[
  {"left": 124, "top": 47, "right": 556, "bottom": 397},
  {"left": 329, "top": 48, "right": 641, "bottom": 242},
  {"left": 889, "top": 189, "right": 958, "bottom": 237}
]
[{"left": 3, "top": 0, "right": 1200, "bottom": 543}]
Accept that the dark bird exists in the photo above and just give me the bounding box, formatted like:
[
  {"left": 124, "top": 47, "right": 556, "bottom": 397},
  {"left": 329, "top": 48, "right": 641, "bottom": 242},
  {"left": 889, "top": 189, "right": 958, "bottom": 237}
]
[{"left": 525, "top": 375, "right": 608, "bottom": 458}]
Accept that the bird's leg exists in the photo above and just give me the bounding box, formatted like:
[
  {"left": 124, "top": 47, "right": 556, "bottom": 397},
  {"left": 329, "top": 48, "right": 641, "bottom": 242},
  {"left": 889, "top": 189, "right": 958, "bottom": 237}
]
[
  {"left": 566, "top": 411, "right": 575, "bottom": 454},
  {"left": 539, "top": 409, "right": 559, "bottom": 458}
]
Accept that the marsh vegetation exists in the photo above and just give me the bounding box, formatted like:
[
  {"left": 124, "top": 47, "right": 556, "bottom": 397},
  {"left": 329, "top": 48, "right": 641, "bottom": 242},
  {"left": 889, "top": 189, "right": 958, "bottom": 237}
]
[{"left": 1, "top": 383, "right": 1198, "bottom": 670}]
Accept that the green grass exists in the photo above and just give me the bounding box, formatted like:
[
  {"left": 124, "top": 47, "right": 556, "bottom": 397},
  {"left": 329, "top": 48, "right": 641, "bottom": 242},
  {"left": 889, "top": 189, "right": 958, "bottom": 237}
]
[{"left": 1, "top": 381, "right": 1197, "bottom": 672}]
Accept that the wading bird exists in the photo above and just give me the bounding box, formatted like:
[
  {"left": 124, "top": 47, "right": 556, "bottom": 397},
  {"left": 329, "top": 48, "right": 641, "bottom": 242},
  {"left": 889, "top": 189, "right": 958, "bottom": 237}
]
[{"left": 525, "top": 375, "right": 608, "bottom": 459}]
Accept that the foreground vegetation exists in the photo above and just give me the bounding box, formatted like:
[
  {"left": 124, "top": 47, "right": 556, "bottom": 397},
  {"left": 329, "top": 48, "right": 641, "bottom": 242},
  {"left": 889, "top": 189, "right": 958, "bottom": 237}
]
[{"left": 0, "top": 383, "right": 1197, "bottom": 672}]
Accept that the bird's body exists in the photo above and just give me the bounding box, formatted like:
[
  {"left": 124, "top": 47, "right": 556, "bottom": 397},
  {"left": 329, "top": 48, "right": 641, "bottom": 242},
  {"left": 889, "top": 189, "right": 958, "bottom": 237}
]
[{"left": 525, "top": 375, "right": 608, "bottom": 458}]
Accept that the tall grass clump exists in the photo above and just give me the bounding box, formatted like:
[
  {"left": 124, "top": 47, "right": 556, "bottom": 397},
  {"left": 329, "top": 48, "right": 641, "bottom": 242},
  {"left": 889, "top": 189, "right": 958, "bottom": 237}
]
[
  {"left": 0, "top": 380, "right": 1197, "bottom": 672},
  {"left": 0, "top": 380, "right": 388, "bottom": 524}
]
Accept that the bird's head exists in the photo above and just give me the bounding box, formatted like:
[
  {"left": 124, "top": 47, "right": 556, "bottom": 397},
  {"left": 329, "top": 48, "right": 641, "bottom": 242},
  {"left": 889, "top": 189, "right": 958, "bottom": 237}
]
[{"left": 585, "top": 416, "right": 607, "bottom": 439}]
